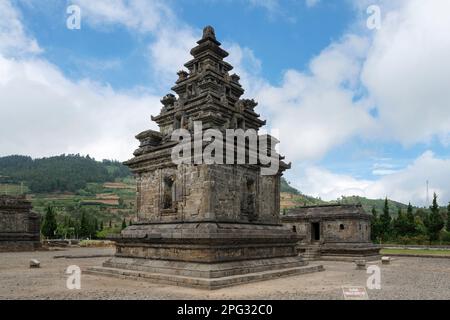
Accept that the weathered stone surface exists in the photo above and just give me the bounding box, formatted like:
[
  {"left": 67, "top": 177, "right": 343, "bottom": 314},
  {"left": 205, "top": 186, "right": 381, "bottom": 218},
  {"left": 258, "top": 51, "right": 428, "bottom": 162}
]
[
  {"left": 86, "top": 263, "right": 324, "bottom": 290},
  {"left": 30, "top": 259, "right": 40, "bottom": 268},
  {"left": 282, "top": 204, "right": 381, "bottom": 261},
  {"left": 382, "top": 256, "right": 391, "bottom": 264},
  {"left": 355, "top": 260, "right": 367, "bottom": 270},
  {"left": 0, "top": 195, "right": 41, "bottom": 252},
  {"left": 90, "top": 26, "right": 323, "bottom": 289}
]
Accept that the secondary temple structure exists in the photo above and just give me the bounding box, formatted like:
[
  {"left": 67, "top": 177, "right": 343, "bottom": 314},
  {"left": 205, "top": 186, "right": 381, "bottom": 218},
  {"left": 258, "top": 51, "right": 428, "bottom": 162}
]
[
  {"left": 282, "top": 204, "right": 381, "bottom": 261},
  {"left": 0, "top": 195, "right": 41, "bottom": 252},
  {"left": 89, "top": 26, "right": 323, "bottom": 289}
]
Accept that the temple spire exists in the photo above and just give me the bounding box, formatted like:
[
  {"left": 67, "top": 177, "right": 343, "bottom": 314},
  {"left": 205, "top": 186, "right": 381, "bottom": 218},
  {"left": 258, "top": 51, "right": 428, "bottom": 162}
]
[
  {"left": 145, "top": 25, "right": 266, "bottom": 140},
  {"left": 202, "top": 25, "right": 216, "bottom": 41}
]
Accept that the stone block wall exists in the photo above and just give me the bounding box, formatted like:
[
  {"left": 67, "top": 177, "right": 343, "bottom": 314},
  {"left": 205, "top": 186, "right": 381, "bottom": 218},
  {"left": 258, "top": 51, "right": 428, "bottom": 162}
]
[
  {"left": 0, "top": 195, "right": 41, "bottom": 252},
  {"left": 135, "top": 164, "right": 281, "bottom": 224},
  {"left": 322, "top": 219, "right": 370, "bottom": 243}
]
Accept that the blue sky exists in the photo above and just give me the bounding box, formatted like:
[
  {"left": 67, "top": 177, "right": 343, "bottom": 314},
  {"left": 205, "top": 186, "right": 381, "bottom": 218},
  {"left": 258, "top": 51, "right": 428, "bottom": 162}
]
[
  {"left": 14, "top": 0, "right": 354, "bottom": 89},
  {"left": 1, "top": 0, "right": 450, "bottom": 206}
]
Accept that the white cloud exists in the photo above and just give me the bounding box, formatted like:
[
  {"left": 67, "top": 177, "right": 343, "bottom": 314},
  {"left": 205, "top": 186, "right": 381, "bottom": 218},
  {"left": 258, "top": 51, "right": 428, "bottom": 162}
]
[
  {"left": 0, "top": 0, "right": 41, "bottom": 56},
  {"left": 0, "top": 55, "right": 161, "bottom": 161},
  {"left": 254, "top": 35, "right": 376, "bottom": 161},
  {"left": 1, "top": 0, "right": 449, "bottom": 206},
  {"left": 224, "top": 43, "right": 266, "bottom": 97},
  {"left": 0, "top": 0, "right": 266, "bottom": 162},
  {"left": 305, "top": 0, "right": 320, "bottom": 8},
  {"left": 246, "top": 0, "right": 280, "bottom": 12},
  {"left": 372, "top": 169, "right": 398, "bottom": 176},
  {"left": 362, "top": 0, "right": 450, "bottom": 146},
  {"left": 372, "top": 161, "right": 399, "bottom": 176},
  {"left": 72, "top": 0, "right": 174, "bottom": 33},
  {"left": 236, "top": 0, "right": 450, "bottom": 203},
  {"left": 0, "top": 1, "right": 162, "bottom": 161},
  {"left": 72, "top": 0, "right": 200, "bottom": 86},
  {"left": 246, "top": 0, "right": 450, "bottom": 162},
  {"left": 148, "top": 26, "right": 199, "bottom": 85},
  {"left": 295, "top": 151, "right": 450, "bottom": 206}
]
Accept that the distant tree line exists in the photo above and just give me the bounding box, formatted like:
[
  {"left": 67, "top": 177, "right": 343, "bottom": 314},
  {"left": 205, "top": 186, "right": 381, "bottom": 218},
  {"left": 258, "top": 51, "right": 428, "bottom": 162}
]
[
  {"left": 371, "top": 194, "right": 450, "bottom": 244},
  {"left": 0, "top": 155, "right": 131, "bottom": 193},
  {"left": 40, "top": 205, "right": 134, "bottom": 240},
  {"left": 41, "top": 207, "right": 126, "bottom": 240}
]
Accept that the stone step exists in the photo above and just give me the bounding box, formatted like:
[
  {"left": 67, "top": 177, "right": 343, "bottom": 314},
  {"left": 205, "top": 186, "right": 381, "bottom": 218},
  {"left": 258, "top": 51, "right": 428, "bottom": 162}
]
[
  {"left": 102, "top": 256, "right": 309, "bottom": 279},
  {"left": 85, "top": 264, "right": 324, "bottom": 290},
  {"left": 302, "top": 245, "right": 322, "bottom": 261}
]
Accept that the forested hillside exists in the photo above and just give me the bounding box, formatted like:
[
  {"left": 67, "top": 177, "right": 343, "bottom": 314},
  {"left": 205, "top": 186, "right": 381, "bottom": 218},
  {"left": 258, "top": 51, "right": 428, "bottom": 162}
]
[{"left": 0, "top": 155, "right": 131, "bottom": 193}]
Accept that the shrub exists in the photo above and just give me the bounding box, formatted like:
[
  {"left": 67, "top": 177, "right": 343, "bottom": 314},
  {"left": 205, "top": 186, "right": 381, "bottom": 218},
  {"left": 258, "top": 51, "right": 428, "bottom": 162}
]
[
  {"left": 396, "top": 235, "right": 429, "bottom": 245},
  {"left": 440, "top": 231, "right": 450, "bottom": 244}
]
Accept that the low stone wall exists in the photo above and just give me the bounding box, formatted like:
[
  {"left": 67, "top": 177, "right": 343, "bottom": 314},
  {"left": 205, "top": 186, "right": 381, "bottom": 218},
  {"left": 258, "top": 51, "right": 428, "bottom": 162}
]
[
  {"left": 0, "top": 241, "right": 41, "bottom": 252},
  {"left": 382, "top": 245, "right": 450, "bottom": 250},
  {"left": 0, "top": 195, "right": 41, "bottom": 252}
]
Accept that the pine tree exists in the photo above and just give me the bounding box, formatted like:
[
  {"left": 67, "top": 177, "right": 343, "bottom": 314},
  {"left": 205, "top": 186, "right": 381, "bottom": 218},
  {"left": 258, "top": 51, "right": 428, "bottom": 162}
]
[
  {"left": 447, "top": 202, "right": 450, "bottom": 232},
  {"left": 41, "top": 206, "right": 57, "bottom": 239},
  {"left": 80, "top": 211, "right": 90, "bottom": 239},
  {"left": 100, "top": 221, "right": 104, "bottom": 231},
  {"left": 121, "top": 218, "right": 127, "bottom": 230},
  {"left": 109, "top": 219, "right": 112, "bottom": 228},
  {"left": 370, "top": 206, "right": 381, "bottom": 241},
  {"left": 380, "top": 197, "right": 392, "bottom": 241},
  {"left": 406, "top": 203, "right": 416, "bottom": 235},
  {"left": 424, "top": 193, "right": 445, "bottom": 242},
  {"left": 393, "top": 208, "right": 410, "bottom": 237}
]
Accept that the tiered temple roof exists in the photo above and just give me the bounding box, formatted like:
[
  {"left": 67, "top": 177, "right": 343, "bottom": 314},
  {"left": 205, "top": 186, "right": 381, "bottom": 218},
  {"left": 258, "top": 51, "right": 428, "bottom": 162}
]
[{"left": 133, "top": 26, "right": 267, "bottom": 157}]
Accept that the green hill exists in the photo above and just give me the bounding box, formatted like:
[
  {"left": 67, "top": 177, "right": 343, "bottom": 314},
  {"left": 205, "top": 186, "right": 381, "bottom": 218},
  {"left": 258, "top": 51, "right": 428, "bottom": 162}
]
[
  {"left": 281, "top": 177, "right": 300, "bottom": 195},
  {"left": 337, "top": 196, "right": 408, "bottom": 214},
  {"left": 0, "top": 155, "right": 131, "bottom": 193},
  {"left": 1, "top": 155, "right": 412, "bottom": 216}
]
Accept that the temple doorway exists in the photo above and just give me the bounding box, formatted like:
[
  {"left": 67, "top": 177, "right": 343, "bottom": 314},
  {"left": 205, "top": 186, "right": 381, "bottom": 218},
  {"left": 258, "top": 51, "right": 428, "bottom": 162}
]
[{"left": 311, "top": 222, "right": 320, "bottom": 242}]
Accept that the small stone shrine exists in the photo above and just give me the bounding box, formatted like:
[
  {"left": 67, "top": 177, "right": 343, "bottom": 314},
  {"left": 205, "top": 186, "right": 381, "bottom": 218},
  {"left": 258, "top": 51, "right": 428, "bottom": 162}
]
[
  {"left": 282, "top": 204, "right": 381, "bottom": 261},
  {"left": 0, "top": 195, "right": 41, "bottom": 252}
]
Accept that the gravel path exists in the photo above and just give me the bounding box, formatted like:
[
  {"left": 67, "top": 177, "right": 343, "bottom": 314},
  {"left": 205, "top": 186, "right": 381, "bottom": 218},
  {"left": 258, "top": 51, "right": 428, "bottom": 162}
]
[{"left": 1, "top": 248, "right": 449, "bottom": 300}]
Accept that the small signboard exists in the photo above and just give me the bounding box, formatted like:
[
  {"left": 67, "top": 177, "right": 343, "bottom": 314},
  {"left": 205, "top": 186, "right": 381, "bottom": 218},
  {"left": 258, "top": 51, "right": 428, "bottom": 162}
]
[{"left": 342, "top": 286, "right": 369, "bottom": 300}]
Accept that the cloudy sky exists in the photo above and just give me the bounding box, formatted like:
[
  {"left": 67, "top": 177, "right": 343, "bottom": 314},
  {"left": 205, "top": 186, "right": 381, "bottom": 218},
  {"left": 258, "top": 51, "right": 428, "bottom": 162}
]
[{"left": 0, "top": 0, "right": 449, "bottom": 206}]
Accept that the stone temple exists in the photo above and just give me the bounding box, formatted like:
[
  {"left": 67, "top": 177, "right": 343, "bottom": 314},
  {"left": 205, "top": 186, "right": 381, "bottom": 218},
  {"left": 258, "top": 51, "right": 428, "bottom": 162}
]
[
  {"left": 89, "top": 26, "right": 323, "bottom": 289},
  {"left": 0, "top": 195, "right": 41, "bottom": 252},
  {"left": 282, "top": 204, "right": 381, "bottom": 261}
]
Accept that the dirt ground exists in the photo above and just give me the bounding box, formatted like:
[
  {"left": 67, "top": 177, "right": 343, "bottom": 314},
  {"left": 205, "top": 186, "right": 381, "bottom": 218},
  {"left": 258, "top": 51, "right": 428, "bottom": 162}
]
[{"left": 1, "top": 247, "right": 449, "bottom": 300}]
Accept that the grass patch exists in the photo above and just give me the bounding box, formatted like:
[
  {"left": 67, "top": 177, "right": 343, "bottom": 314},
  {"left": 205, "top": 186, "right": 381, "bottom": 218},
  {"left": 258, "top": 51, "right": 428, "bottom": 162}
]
[{"left": 381, "top": 248, "right": 450, "bottom": 256}]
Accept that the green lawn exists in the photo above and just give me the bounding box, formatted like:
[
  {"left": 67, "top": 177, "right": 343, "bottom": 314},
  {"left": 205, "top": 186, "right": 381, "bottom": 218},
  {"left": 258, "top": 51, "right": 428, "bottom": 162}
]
[{"left": 381, "top": 248, "right": 450, "bottom": 256}]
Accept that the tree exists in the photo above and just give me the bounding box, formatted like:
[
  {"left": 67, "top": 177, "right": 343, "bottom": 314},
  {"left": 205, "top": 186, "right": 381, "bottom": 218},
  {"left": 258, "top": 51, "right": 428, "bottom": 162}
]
[
  {"left": 424, "top": 193, "right": 445, "bottom": 242},
  {"left": 41, "top": 206, "right": 58, "bottom": 239},
  {"left": 121, "top": 218, "right": 127, "bottom": 230},
  {"left": 100, "top": 221, "right": 104, "bottom": 231},
  {"left": 379, "top": 197, "right": 392, "bottom": 241},
  {"left": 392, "top": 208, "right": 411, "bottom": 237},
  {"left": 414, "top": 215, "right": 427, "bottom": 236},
  {"left": 0, "top": 154, "right": 131, "bottom": 194},
  {"left": 370, "top": 206, "right": 382, "bottom": 241},
  {"left": 94, "top": 218, "right": 99, "bottom": 232},
  {"left": 447, "top": 202, "right": 450, "bottom": 231},
  {"left": 80, "top": 211, "right": 90, "bottom": 239},
  {"left": 405, "top": 203, "right": 417, "bottom": 236}
]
